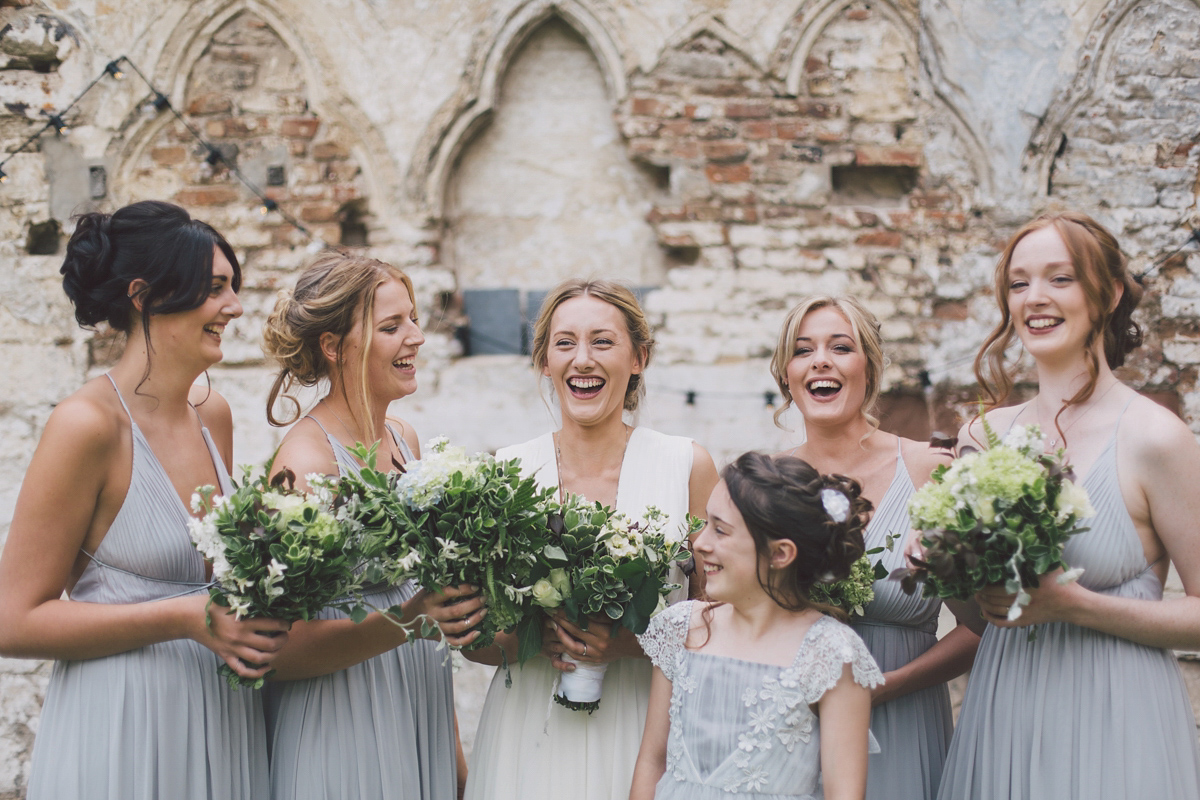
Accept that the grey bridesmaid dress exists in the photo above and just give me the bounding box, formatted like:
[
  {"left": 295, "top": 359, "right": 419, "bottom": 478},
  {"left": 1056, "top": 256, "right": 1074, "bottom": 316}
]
[
  {"left": 937, "top": 405, "right": 1200, "bottom": 799},
  {"left": 266, "top": 421, "right": 456, "bottom": 800},
  {"left": 849, "top": 441, "right": 954, "bottom": 800},
  {"left": 27, "top": 375, "right": 270, "bottom": 799}
]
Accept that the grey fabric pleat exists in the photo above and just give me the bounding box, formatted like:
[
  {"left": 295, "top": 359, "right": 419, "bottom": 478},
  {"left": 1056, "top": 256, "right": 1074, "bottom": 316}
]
[
  {"left": 266, "top": 422, "right": 457, "bottom": 800},
  {"left": 26, "top": 375, "right": 268, "bottom": 800},
  {"left": 849, "top": 441, "right": 952, "bottom": 800},
  {"left": 938, "top": 405, "right": 1200, "bottom": 799}
]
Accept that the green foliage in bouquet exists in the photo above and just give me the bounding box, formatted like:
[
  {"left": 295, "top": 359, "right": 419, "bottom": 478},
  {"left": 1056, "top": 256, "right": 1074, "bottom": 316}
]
[
  {"left": 514, "top": 495, "right": 697, "bottom": 667},
  {"left": 189, "top": 463, "right": 370, "bottom": 689},
  {"left": 898, "top": 415, "right": 1093, "bottom": 622},
  {"left": 808, "top": 552, "right": 887, "bottom": 617},
  {"left": 340, "top": 438, "right": 557, "bottom": 651}
]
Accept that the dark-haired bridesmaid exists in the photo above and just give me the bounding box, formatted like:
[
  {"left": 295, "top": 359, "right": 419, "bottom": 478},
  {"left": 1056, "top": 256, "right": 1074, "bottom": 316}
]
[{"left": 0, "top": 201, "right": 289, "bottom": 799}]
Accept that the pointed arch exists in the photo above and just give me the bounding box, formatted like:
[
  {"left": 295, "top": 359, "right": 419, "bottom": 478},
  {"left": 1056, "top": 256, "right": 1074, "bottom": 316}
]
[
  {"left": 772, "top": 0, "right": 994, "bottom": 197},
  {"left": 406, "top": 0, "right": 631, "bottom": 220},
  {"left": 105, "top": 0, "right": 399, "bottom": 225},
  {"left": 656, "top": 12, "right": 766, "bottom": 74},
  {"left": 1023, "top": 0, "right": 1200, "bottom": 197}
]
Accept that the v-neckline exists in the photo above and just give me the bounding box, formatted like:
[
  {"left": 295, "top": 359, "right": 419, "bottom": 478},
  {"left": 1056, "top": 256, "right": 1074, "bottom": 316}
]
[{"left": 130, "top": 418, "right": 224, "bottom": 521}]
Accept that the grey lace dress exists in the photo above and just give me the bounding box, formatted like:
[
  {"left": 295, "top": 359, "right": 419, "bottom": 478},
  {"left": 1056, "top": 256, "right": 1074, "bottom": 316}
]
[
  {"left": 937, "top": 405, "right": 1200, "bottom": 799},
  {"left": 266, "top": 421, "right": 457, "bottom": 800},
  {"left": 642, "top": 600, "right": 884, "bottom": 799},
  {"left": 26, "top": 374, "right": 269, "bottom": 800},
  {"left": 850, "top": 441, "right": 954, "bottom": 800}
]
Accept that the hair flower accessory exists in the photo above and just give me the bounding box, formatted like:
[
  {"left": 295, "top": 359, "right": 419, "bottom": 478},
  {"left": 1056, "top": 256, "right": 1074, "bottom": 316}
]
[{"left": 820, "top": 488, "right": 850, "bottom": 523}]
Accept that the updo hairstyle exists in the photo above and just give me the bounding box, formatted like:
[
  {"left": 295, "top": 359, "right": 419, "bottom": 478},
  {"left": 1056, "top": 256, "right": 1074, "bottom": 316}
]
[
  {"left": 262, "top": 250, "right": 416, "bottom": 442},
  {"left": 975, "top": 211, "right": 1144, "bottom": 434},
  {"left": 530, "top": 279, "right": 655, "bottom": 412},
  {"left": 768, "top": 295, "right": 885, "bottom": 429},
  {"left": 60, "top": 200, "right": 240, "bottom": 334},
  {"left": 721, "top": 451, "right": 871, "bottom": 621}
]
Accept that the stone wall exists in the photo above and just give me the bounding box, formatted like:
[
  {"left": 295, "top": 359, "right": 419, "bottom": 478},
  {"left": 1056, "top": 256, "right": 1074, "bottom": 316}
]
[{"left": 1, "top": 0, "right": 1199, "bottom": 794}]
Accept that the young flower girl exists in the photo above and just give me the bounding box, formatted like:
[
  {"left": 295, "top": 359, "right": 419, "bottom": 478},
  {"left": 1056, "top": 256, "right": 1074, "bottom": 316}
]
[{"left": 630, "top": 452, "right": 883, "bottom": 800}]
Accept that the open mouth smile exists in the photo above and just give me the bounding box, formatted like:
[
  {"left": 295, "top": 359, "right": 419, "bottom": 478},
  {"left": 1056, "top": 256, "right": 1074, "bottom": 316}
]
[
  {"left": 393, "top": 356, "right": 416, "bottom": 372},
  {"left": 1025, "top": 316, "right": 1063, "bottom": 332},
  {"left": 806, "top": 378, "right": 842, "bottom": 400},
  {"left": 203, "top": 324, "right": 224, "bottom": 341},
  {"left": 566, "top": 376, "right": 605, "bottom": 398}
]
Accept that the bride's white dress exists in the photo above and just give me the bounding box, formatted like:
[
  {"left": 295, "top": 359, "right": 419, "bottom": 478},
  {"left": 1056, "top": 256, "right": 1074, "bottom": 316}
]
[{"left": 464, "top": 427, "right": 695, "bottom": 800}]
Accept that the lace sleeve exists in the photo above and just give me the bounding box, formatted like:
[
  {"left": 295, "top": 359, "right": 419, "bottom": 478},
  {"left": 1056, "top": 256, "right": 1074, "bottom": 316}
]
[
  {"left": 791, "top": 617, "right": 884, "bottom": 705},
  {"left": 637, "top": 600, "right": 695, "bottom": 682}
]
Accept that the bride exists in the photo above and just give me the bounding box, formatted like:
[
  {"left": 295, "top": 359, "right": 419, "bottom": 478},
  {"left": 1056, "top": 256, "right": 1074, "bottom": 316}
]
[{"left": 463, "top": 279, "right": 717, "bottom": 800}]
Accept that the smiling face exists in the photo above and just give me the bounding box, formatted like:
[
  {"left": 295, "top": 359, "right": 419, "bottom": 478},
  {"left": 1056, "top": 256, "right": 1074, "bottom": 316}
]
[
  {"left": 338, "top": 277, "right": 425, "bottom": 403},
  {"left": 784, "top": 305, "right": 870, "bottom": 426},
  {"left": 693, "top": 479, "right": 768, "bottom": 604},
  {"left": 1006, "top": 224, "right": 1096, "bottom": 365},
  {"left": 147, "top": 245, "right": 242, "bottom": 370},
  {"left": 541, "top": 294, "right": 643, "bottom": 428}
]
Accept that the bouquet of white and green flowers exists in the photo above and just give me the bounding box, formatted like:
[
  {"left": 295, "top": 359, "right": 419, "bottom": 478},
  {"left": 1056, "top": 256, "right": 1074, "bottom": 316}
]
[
  {"left": 189, "top": 466, "right": 369, "bottom": 689},
  {"left": 898, "top": 419, "right": 1094, "bottom": 622},
  {"left": 809, "top": 553, "right": 886, "bottom": 617},
  {"left": 516, "top": 495, "right": 696, "bottom": 713},
  {"left": 338, "top": 437, "right": 557, "bottom": 652}
]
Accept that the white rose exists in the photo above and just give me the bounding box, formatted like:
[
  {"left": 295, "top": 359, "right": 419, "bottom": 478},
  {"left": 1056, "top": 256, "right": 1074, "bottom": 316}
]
[
  {"left": 531, "top": 578, "right": 562, "bottom": 608},
  {"left": 548, "top": 568, "right": 571, "bottom": 596},
  {"left": 1055, "top": 479, "right": 1095, "bottom": 523}
]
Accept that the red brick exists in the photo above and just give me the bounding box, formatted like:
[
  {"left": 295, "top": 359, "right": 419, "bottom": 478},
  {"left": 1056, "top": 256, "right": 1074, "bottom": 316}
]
[
  {"left": 763, "top": 205, "right": 803, "bottom": 219},
  {"left": 855, "top": 210, "right": 880, "bottom": 227},
  {"left": 855, "top": 145, "right": 923, "bottom": 167},
  {"left": 703, "top": 141, "right": 748, "bottom": 163},
  {"left": 855, "top": 231, "right": 903, "bottom": 248},
  {"left": 847, "top": 8, "right": 872, "bottom": 20},
  {"left": 774, "top": 120, "right": 811, "bottom": 140},
  {"left": 300, "top": 203, "right": 340, "bottom": 223},
  {"left": 933, "top": 300, "right": 969, "bottom": 320},
  {"left": 815, "top": 127, "right": 850, "bottom": 144},
  {"left": 805, "top": 56, "right": 826, "bottom": 74},
  {"left": 660, "top": 233, "right": 697, "bottom": 248},
  {"left": 683, "top": 203, "right": 723, "bottom": 222},
  {"left": 175, "top": 186, "right": 240, "bottom": 206},
  {"left": 628, "top": 139, "right": 662, "bottom": 160},
  {"left": 695, "top": 121, "right": 740, "bottom": 139},
  {"left": 706, "top": 163, "right": 751, "bottom": 183},
  {"left": 332, "top": 186, "right": 361, "bottom": 204},
  {"left": 187, "top": 93, "right": 231, "bottom": 115},
  {"left": 670, "top": 141, "right": 702, "bottom": 159},
  {"left": 151, "top": 146, "right": 187, "bottom": 166},
  {"left": 646, "top": 206, "right": 689, "bottom": 224},
  {"left": 660, "top": 120, "right": 693, "bottom": 136},
  {"left": 281, "top": 117, "right": 320, "bottom": 139},
  {"left": 313, "top": 142, "right": 350, "bottom": 161},
  {"left": 909, "top": 193, "right": 955, "bottom": 209},
  {"left": 631, "top": 96, "right": 680, "bottom": 117},
  {"left": 725, "top": 101, "right": 771, "bottom": 119},
  {"left": 741, "top": 120, "right": 774, "bottom": 140}
]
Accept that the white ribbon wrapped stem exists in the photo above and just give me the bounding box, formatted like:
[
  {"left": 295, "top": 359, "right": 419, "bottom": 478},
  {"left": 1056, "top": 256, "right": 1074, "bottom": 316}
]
[{"left": 557, "top": 656, "right": 608, "bottom": 704}]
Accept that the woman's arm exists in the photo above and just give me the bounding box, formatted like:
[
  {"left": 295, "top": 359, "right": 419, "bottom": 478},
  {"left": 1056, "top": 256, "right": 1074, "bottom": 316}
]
[
  {"left": 978, "top": 401, "right": 1200, "bottom": 649},
  {"left": 629, "top": 665, "right": 672, "bottom": 800},
  {"left": 870, "top": 623, "right": 977, "bottom": 706},
  {"left": 0, "top": 396, "right": 287, "bottom": 678},
  {"left": 817, "top": 662, "right": 872, "bottom": 800}
]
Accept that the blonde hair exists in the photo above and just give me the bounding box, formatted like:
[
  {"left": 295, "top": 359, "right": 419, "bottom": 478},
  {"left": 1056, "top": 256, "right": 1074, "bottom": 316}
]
[
  {"left": 769, "top": 295, "right": 885, "bottom": 429},
  {"left": 262, "top": 250, "right": 416, "bottom": 443},
  {"left": 530, "top": 279, "right": 654, "bottom": 412},
  {"left": 975, "top": 212, "right": 1143, "bottom": 441}
]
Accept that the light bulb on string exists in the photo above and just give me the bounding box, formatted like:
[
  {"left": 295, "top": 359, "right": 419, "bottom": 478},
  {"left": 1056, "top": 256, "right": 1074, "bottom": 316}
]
[
  {"left": 47, "top": 114, "right": 69, "bottom": 136},
  {"left": 259, "top": 197, "right": 278, "bottom": 215},
  {"left": 104, "top": 60, "right": 124, "bottom": 80},
  {"left": 0, "top": 166, "right": 7, "bottom": 184},
  {"left": 141, "top": 93, "right": 170, "bottom": 117},
  {"left": 763, "top": 391, "right": 777, "bottom": 409}
]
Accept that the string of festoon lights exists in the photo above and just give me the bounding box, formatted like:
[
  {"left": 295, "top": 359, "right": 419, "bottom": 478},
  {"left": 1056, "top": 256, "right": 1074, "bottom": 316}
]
[{"left": 0, "top": 54, "right": 322, "bottom": 247}]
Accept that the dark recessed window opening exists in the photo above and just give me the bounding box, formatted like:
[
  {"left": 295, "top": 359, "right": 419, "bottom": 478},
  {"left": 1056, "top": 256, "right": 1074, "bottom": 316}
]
[{"left": 830, "top": 165, "right": 918, "bottom": 206}]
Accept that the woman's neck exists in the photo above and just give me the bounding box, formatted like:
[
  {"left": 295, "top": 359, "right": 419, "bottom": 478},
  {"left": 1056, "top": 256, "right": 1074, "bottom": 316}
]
[
  {"left": 109, "top": 345, "right": 202, "bottom": 418},
  {"left": 1032, "top": 344, "right": 1118, "bottom": 412},
  {"left": 726, "top": 591, "right": 807, "bottom": 641},
  {"left": 796, "top": 413, "right": 879, "bottom": 467},
  {"left": 556, "top": 411, "right": 630, "bottom": 460},
  {"left": 322, "top": 386, "right": 390, "bottom": 446}
]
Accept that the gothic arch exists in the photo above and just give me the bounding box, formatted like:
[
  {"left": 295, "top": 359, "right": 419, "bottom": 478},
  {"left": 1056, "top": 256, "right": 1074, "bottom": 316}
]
[
  {"left": 772, "top": 0, "right": 994, "bottom": 198},
  {"left": 106, "top": 0, "right": 399, "bottom": 223},
  {"left": 406, "top": 0, "right": 630, "bottom": 221},
  {"left": 1023, "top": 0, "right": 1200, "bottom": 197}
]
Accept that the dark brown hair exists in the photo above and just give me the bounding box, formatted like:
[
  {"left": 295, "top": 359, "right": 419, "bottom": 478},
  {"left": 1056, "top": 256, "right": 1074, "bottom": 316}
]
[{"left": 720, "top": 452, "right": 871, "bottom": 622}]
